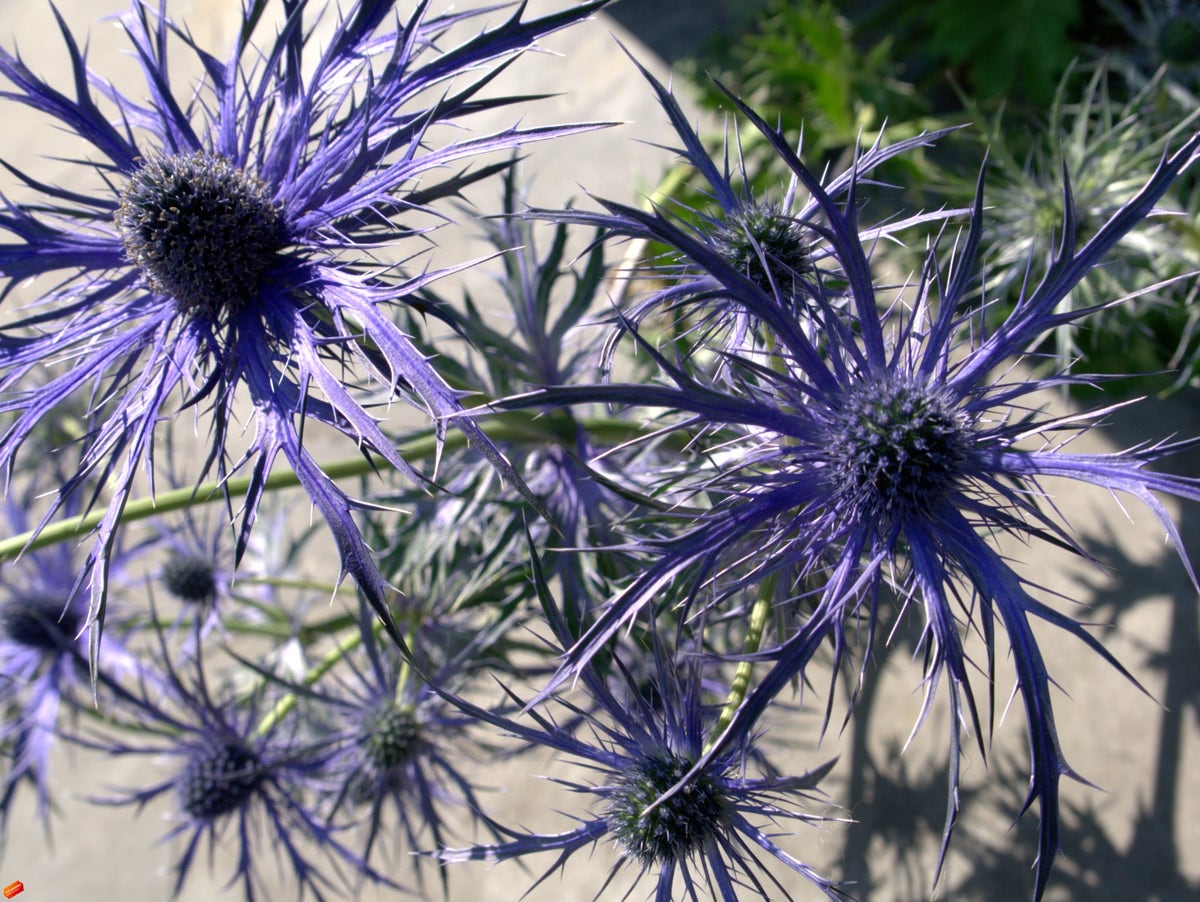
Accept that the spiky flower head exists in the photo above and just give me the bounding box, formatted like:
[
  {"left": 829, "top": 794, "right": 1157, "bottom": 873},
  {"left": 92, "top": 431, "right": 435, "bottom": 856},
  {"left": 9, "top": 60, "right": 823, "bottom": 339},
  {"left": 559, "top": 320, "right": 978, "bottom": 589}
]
[
  {"left": 434, "top": 592, "right": 842, "bottom": 901},
  {"left": 358, "top": 703, "right": 423, "bottom": 776},
  {"left": 0, "top": 593, "right": 82, "bottom": 655},
  {"left": 310, "top": 629, "right": 501, "bottom": 892},
  {"left": 502, "top": 77, "right": 1200, "bottom": 900},
  {"left": 151, "top": 499, "right": 235, "bottom": 609},
  {"left": 81, "top": 632, "right": 386, "bottom": 900},
  {"left": 115, "top": 150, "right": 286, "bottom": 319},
  {"left": 176, "top": 736, "right": 264, "bottom": 822},
  {"left": 1159, "top": 12, "right": 1200, "bottom": 64},
  {"left": 824, "top": 376, "right": 968, "bottom": 526},
  {"left": 1102, "top": 0, "right": 1200, "bottom": 72},
  {"left": 605, "top": 753, "right": 729, "bottom": 868},
  {"left": 0, "top": 0, "right": 609, "bottom": 663},
  {"left": 546, "top": 55, "right": 954, "bottom": 366},
  {"left": 705, "top": 200, "right": 814, "bottom": 295},
  {"left": 161, "top": 552, "right": 220, "bottom": 606},
  {"left": 964, "top": 58, "right": 1200, "bottom": 380},
  {"left": 0, "top": 488, "right": 147, "bottom": 845}
]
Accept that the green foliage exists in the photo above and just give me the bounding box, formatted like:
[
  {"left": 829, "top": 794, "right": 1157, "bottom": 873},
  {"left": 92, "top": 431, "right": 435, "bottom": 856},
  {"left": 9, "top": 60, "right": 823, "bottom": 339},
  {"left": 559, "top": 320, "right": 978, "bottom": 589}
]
[
  {"left": 920, "top": 0, "right": 1082, "bottom": 104},
  {"left": 686, "top": 0, "right": 922, "bottom": 163},
  {"left": 942, "top": 58, "right": 1200, "bottom": 395}
]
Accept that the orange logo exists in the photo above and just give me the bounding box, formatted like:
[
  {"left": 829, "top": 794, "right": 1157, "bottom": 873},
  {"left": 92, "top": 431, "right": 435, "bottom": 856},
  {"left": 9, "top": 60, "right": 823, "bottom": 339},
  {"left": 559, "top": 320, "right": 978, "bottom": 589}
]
[{"left": 2, "top": 881, "right": 23, "bottom": 898}]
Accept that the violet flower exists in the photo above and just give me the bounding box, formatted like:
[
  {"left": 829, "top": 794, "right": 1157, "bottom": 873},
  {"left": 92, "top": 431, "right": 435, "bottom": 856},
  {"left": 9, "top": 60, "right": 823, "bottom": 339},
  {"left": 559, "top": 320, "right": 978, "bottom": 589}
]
[
  {"left": 0, "top": 490, "right": 148, "bottom": 845},
  {"left": 502, "top": 83, "right": 1200, "bottom": 899},
  {"left": 80, "top": 629, "right": 384, "bottom": 900},
  {"left": 535, "top": 60, "right": 959, "bottom": 364},
  {"left": 304, "top": 613, "right": 513, "bottom": 895},
  {"left": 434, "top": 560, "right": 842, "bottom": 901},
  {"left": 0, "top": 0, "right": 608, "bottom": 661}
]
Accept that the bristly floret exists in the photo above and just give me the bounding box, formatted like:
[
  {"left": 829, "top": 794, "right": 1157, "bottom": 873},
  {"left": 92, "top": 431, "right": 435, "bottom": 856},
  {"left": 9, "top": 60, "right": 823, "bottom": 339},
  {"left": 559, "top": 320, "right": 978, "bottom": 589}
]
[
  {"left": 116, "top": 152, "right": 286, "bottom": 318},
  {"left": 606, "top": 754, "right": 727, "bottom": 867},
  {"left": 80, "top": 629, "right": 392, "bottom": 900},
  {"left": 1159, "top": 13, "right": 1200, "bottom": 64},
  {"left": 964, "top": 58, "right": 1200, "bottom": 379},
  {"left": 707, "top": 202, "right": 813, "bottom": 296},
  {"left": 826, "top": 377, "right": 968, "bottom": 524},
  {"left": 161, "top": 551, "right": 220, "bottom": 606},
  {"left": 532, "top": 52, "right": 958, "bottom": 362},
  {"left": 434, "top": 560, "right": 844, "bottom": 901},
  {"left": 269, "top": 516, "right": 550, "bottom": 893},
  {"left": 1105, "top": 0, "right": 1200, "bottom": 71},
  {"left": 0, "top": 486, "right": 148, "bottom": 847},
  {"left": 0, "top": 594, "right": 82, "bottom": 653},
  {"left": 360, "top": 705, "right": 422, "bottom": 775},
  {"left": 0, "top": 0, "right": 611, "bottom": 663},
  {"left": 147, "top": 503, "right": 245, "bottom": 648},
  {"left": 177, "top": 739, "right": 263, "bottom": 821}
]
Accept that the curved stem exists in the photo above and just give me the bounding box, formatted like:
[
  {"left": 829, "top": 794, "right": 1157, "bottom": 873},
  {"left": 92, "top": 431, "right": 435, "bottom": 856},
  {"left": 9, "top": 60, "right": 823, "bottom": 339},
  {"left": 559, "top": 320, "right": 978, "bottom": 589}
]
[
  {"left": 708, "top": 571, "right": 775, "bottom": 749},
  {"left": 0, "top": 412, "right": 651, "bottom": 563},
  {"left": 253, "top": 624, "right": 368, "bottom": 738}
]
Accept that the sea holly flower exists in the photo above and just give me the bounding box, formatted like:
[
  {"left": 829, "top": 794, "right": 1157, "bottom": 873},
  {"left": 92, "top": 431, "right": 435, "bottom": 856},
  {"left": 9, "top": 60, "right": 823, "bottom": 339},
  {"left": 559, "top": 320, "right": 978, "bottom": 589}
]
[
  {"left": 0, "top": 488, "right": 149, "bottom": 845},
  {"left": 433, "top": 562, "right": 842, "bottom": 901},
  {"left": 502, "top": 88, "right": 1200, "bottom": 898},
  {"left": 301, "top": 612, "right": 515, "bottom": 895},
  {"left": 536, "top": 60, "right": 959, "bottom": 364},
  {"left": 960, "top": 58, "right": 1200, "bottom": 381},
  {"left": 1101, "top": 0, "right": 1200, "bottom": 73},
  {"left": 152, "top": 506, "right": 234, "bottom": 638},
  {"left": 79, "top": 626, "right": 388, "bottom": 901},
  {"left": 0, "top": 0, "right": 609, "bottom": 661}
]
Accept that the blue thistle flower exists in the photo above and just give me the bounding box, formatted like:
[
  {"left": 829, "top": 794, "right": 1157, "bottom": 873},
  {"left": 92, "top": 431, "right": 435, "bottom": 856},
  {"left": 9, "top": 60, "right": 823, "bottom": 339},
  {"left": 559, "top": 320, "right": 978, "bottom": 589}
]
[
  {"left": 302, "top": 614, "right": 514, "bottom": 895},
  {"left": 160, "top": 548, "right": 222, "bottom": 608},
  {"left": 0, "top": 488, "right": 149, "bottom": 845},
  {"left": 81, "top": 629, "right": 385, "bottom": 900},
  {"left": 0, "top": 0, "right": 609, "bottom": 660},
  {"left": 146, "top": 498, "right": 286, "bottom": 655},
  {"left": 433, "top": 567, "right": 842, "bottom": 902},
  {"left": 503, "top": 85, "right": 1200, "bottom": 899},
  {"left": 154, "top": 506, "right": 233, "bottom": 622},
  {"left": 538, "top": 58, "right": 959, "bottom": 363}
]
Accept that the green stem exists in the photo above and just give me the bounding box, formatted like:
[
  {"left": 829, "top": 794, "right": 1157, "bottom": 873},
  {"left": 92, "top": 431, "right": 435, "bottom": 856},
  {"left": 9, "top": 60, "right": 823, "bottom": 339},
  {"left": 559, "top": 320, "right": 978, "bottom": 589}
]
[
  {"left": 253, "top": 624, "right": 368, "bottom": 738},
  {"left": 708, "top": 571, "right": 776, "bottom": 750},
  {"left": 645, "top": 160, "right": 695, "bottom": 211},
  {"left": 238, "top": 576, "right": 356, "bottom": 595},
  {"left": 0, "top": 435, "right": 429, "bottom": 563},
  {"left": 0, "top": 412, "right": 651, "bottom": 564},
  {"left": 706, "top": 324, "right": 786, "bottom": 744},
  {"left": 0, "top": 409, "right": 672, "bottom": 735}
]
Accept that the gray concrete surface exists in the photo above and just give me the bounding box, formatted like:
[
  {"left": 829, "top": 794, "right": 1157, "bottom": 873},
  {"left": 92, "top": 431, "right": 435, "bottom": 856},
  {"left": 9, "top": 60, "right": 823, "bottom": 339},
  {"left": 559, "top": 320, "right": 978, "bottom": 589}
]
[{"left": 1, "top": 1, "right": 1198, "bottom": 900}]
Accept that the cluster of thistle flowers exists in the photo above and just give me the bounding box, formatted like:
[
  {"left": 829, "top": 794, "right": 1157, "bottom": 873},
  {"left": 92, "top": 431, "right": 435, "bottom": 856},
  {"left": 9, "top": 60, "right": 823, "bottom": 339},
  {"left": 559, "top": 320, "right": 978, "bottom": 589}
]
[
  {"left": 971, "top": 3, "right": 1200, "bottom": 389},
  {"left": 2, "top": 1, "right": 1200, "bottom": 901}
]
